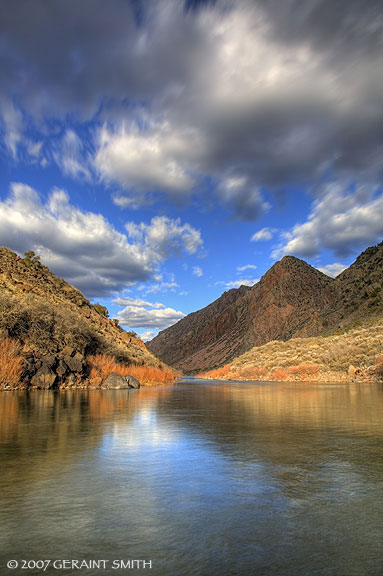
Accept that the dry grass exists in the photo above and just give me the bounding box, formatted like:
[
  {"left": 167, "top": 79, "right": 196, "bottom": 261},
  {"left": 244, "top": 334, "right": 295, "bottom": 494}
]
[
  {"left": 199, "top": 317, "right": 383, "bottom": 383},
  {"left": 88, "top": 354, "right": 177, "bottom": 386},
  {"left": 197, "top": 364, "right": 232, "bottom": 379},
  {"left": 0, "top": 338, "right": 23, "bottom": 388}
]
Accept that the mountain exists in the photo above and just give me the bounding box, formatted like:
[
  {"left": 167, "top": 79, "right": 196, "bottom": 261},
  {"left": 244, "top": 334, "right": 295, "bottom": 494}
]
[
  {"left": 147, "top": 243, "right": 383, "bottom": 372},
  {"left": 0, "top": 247, "right": 174, "bottom": 389}
]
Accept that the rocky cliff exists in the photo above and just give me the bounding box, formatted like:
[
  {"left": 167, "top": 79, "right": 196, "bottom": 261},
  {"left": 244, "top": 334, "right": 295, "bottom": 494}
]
[{"left": 148, "top": 243, "right": 383, "bottom": 372}]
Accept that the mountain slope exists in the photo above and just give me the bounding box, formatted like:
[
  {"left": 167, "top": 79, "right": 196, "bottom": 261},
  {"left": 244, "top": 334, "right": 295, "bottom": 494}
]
[
  {"left": 0, "top": 247, "right": 173, "bottom": 388},
  {"left": 148, "top": 243, "right": 383, "bottom": 372}
]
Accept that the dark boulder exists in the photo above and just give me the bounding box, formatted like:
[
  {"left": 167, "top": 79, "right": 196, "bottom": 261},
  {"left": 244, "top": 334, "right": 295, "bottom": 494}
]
[
  {"left": 64, "top": 353, "right": 84, "bottom": 373},
  {"left": 30, "top": 366, "right": 57, "bottom": 389},
  {"left": 101, "top": 372, "right": 141, "bottom": 389},
  {"left": 125, "top": 375, "right": 140, "bottom": 389},
  {"left": 56, "top": 359, "right": 68, "bottom": 377},
  {"left": 41, "top": 354, "right": 57, "bottom": 369}
]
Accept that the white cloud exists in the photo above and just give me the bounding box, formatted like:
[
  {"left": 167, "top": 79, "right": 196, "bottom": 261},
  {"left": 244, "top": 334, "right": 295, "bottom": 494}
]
[
  {"left": 251, "top": 228, "right": 274, "bottom": 242},
  {"left": 113, "top": 297, "right": 165, "bottom": 309},
  {"left": 139, "top": 330, "right": 158, "bottom": 342},
  {"left": 94, "top": 123, "right": 198, "bottom": 203},
  {"left": 0, "top": 183, "right": 203, "bottom": 297},
  {"left": 142, "top": 281, "right": 180, "bottom": 295},
  {"left": 126, "top": 216, "right": 203, "bottom": 259},
  {"left": 117, "top": 305, "right": 185, "bottom": 330},
  {"left": 216, "top": 278, "right": 259, "bottom": 289},
  {"left": 53, "top": 129, "right": 91, "bottom": 180},
  {"left": 317, "top": 263, "right": 347, "bottom": 278},
  {"left": 26, "top": 140, "right": 43, "bottom": 160},
  {"left": 273, "top": 183, "right": 383, "bottom": 259},
  {"left": 193, "top": 266, "right": 203, "bottom": 277},
  {"left": 0, "top": 99, "right": 23, "bottom": 158},
  {"left": 237, "top": 264, "right": 257, "bottom": 272},
  {"left": 114, "top": 294, "right": 184, "bottom": 332}
]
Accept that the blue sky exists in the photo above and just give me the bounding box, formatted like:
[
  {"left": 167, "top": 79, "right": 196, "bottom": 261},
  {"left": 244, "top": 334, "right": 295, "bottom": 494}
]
[{"left": 0, "top": 0, "right": 382, "bottom": 340}]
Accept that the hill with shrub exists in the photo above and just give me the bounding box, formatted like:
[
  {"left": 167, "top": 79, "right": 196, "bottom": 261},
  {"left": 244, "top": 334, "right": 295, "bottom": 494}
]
[{"left": 0, "top": 247, "right": 175, "bottom": 389}]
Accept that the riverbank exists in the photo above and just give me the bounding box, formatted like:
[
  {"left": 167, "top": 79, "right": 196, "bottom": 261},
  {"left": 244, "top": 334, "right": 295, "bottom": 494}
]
[{"left": 0, "top": 340, "right": 177, "bottom": 390}]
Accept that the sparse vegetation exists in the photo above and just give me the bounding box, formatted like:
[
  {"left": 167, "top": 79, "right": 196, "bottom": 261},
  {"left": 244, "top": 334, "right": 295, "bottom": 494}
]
[
  {"left": 0, "top": 338, "right": 23, "bottom": 388},
  {"left": 23, "top": 250, "right": 41, "bottom": 267},
  {"left": 93, "top": 303, "right": 109, "bottom": 318},
  {"left": 0, "top": 292, "right": 103, "bottom": 355}
]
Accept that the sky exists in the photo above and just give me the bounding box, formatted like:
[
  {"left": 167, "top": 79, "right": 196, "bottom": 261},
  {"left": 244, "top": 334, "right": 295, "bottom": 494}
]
[{"left": 0, "top": 0, "right": 382, "bottom": 341}]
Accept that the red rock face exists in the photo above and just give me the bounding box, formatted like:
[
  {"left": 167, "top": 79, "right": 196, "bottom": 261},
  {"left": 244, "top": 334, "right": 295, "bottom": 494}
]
[{"left": 148, "top": 244, "right": 383, "bottom": 372}]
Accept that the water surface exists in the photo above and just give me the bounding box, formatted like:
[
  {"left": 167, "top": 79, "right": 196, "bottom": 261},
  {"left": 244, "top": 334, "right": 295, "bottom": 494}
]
[{"left": 1, "top": 379, "right": 382, "bottom": 575}]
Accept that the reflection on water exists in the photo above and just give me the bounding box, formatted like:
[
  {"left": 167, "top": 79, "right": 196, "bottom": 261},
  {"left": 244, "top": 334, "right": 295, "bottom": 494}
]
[{"left": 1, "top": 380, "right": 382, "bottom": 576}]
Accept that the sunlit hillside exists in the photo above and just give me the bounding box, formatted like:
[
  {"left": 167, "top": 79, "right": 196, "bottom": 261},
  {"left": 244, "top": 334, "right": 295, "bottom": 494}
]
[{"left": 198, "top": 317, "right": 383, "bottom": 383}]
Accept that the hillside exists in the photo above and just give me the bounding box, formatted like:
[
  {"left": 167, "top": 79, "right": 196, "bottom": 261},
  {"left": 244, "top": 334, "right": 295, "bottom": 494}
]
[
  {"left": 197, "top": 316, "right": 383, "bottom": 384},
  {"left": 148, "top": 243, "right": 383, "bottom": 372},
  {"left": 0, "top": 247, "right": 175, "bottom": 389}
]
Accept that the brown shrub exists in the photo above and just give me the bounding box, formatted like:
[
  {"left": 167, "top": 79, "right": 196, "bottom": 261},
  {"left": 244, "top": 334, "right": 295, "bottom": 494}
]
[
  {"left": 126, "top": 364, "right": 177, "bottom": 385},
  {"left": 197, "top": 364, "right": 231, "bottom": 379},
  {"left": 87, "top": 354, "right": 176, "bottom": 386},
  {"left": 0, "top": 338, "right": 23, "bottom": 388},
  {"left": 271, "top": 368, "right": 289, "bottom": 380},
  {"left": 235, "top": 365, "right": 268, "bottom": 380}
]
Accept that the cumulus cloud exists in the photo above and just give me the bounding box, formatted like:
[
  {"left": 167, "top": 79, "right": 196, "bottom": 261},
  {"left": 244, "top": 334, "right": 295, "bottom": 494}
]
[
  {"left": 317, "top": 263, "right": 347, "bottom": 278},
  {"left": 114, "top": 294, "right": 185, "bottom": 331},
  {"left": 251, "top": 228, "right": 275, "bottom": 242},
  {"left": 94, "top": 123, "right": 198, "bottom": 204},
  {"left": 0, "top": 183, "right": 203, "bottom": 297},
  {"left": 0, "top": 1, "right": 380, "bottom": 218},
  {"left": 117, "top": 304, "right": 185, "bottom": 330},
  {"left": 273, "top": 183, "right": 383, "bottom": 259},
  {"left": 126, "top": 216, "right": 203, "bottom": 258},
  {"left": 193, "top": 266, "right": 203, "bottom": 277}
]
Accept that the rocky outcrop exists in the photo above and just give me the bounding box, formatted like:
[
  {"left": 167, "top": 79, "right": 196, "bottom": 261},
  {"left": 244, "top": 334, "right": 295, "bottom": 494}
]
[
  {"left": 21, "top": 347, "right": 88, "bottom": 389},
  {"left": 0, "top": 246, "right": 172, "bottom": 389},
  {"left": 148, "top": 243, "right": 383, "bottom": 372}
]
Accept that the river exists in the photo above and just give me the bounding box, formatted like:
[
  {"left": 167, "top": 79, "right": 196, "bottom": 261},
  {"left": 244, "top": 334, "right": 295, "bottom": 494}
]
[{"left": 1, "top": 379, "right": 382, "bottom": 575}]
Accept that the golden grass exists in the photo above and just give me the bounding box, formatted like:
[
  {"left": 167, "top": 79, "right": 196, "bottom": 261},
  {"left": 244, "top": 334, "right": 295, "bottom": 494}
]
[
  {"left": 197, "top": 364, "right": 232, "bottom": 379},
  {"left": 198, "top": 317, "right": 383, "bottom": 383},
  {"left": 87, "top": 354, "right": 177, "bottom": 387},
  {"left": 0, "top": 338, "right": 23, "bottom": 388}
]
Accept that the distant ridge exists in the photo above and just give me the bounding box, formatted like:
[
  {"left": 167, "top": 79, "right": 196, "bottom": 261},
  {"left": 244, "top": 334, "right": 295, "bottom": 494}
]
[{"left": 147, "top": 243, "right": 383, "bottom": 372}]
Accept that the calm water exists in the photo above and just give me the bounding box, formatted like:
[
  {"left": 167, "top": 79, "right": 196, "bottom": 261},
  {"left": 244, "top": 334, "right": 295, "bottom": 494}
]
[{"left": 1, "top": 379, "right": 382, "bottom": 576}]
